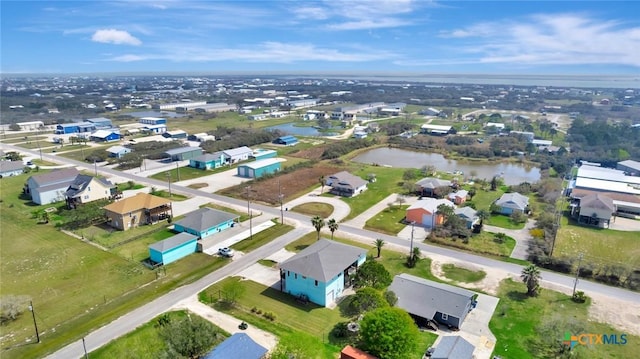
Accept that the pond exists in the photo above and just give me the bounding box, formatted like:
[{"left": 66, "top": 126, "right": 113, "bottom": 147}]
[
  {"left": 352, "top": 147, "right": 540, "bottom": 185},
  {"left": 265, "top": 123, "right": 337, "bottom": 137}
]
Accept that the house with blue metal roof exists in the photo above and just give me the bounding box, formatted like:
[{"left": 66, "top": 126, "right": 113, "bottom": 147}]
[
  {"left": 272, "top": 135, "right": 298, "bottom": 146},
  {"left": 203, "top": 333, "right": 267, "bottom": 359},
  {"left": 55, "top": 122, "right": 96, "bottom": 134},
  {"left": 148, "top": 232, "right": 198, "bottom": 265},
  {"left": 90, "top": 129, "right": 120, "bottom": 142}
]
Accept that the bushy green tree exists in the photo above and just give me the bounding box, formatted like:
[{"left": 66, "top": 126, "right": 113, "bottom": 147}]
[
  {"left": 359, "top": 307, "right": 420, "bottom": 359},
  {"left": 160, "top": 314, "right": 221, "bottom": 359},
  {"left": 348, "top": 287, "right": 388, "bottom": 315},
  {"left": 354, "top": 260, "right": 392, "bottom": 289}
]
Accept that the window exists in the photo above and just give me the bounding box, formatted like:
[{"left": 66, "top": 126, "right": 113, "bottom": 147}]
[
  {"left": 287, "top": 271, "right": 290, "bottom": 277},
  {"left": 314, "top": 280, "right": 318, "bottom": 286},
  {"left": 302, "top": 276, "right": 306, "bottom": 279},
  {"left": 294, "top": 274, "right": 297, "bottom": 279},
  {"left": 441, "top": 313, "right": 449, "bottom": 321}
]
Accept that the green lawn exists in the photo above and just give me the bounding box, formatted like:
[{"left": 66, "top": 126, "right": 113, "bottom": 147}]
[
  {"left": 150, "top": 189, "right": 189, "bottom": 201},
  {"left": 486, "top": 214, "right": 526, "bottom": 229},
  {"left": 490, "top": 279, "right": 639, "bottom": 359},
  {"left": 31, "top": 158, "right": 59, "bottom": 166},
  {"left": 116, "top": 182, "right": 145, "bottom": 192},
  {"left": 291, "top": 202, "right": 334, "bottom": 218},
  {"left": 441, "top": 263, "right": 486, "bottom": 283},
  {"left": 90, "top": 310, "right": 228, "bottom": 358},
  {"left": 340, "top": 165, "right": 405, "bottom": 221},
  {"left": 1, "top": 135, "right": 47, "bottom": 143},
  {"left": 427, "top": 231, "right": 515, "bottom": 257},
  {"left": 149, "top": 165, "right": 217, "bottom": 182},
  {"left": 364, "top": 205, "right": 409, "bottom": 235},
  {"left": 73, "top": 223, "right": 175, "bottom": 250},
  {"left": 56, "top": 145, "right": 112, "bottom": 161},
  {"left": 230, "top": 222, "right": 294, "bottom": 253},
  {"left": 554, "top": 218, "right": 640, "bottom": 269}
]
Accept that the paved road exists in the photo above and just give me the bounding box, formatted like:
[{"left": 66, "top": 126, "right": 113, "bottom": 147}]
[{"left": 3, "top": 144, "right": 639, "bottom": 358}]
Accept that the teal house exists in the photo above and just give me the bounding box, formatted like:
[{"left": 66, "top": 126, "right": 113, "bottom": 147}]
[
  {"left": 173, "top": 207, "right": 239, "bottom": 238},
  {"left": 237, "top": 158, "right": 281, "bottom": 178},
  {"left": 190, "top": 152, "right": 226, "bottom": 170},
  {"left": 149, "top": 232, "right": 198, "bottom": 265},
  {"left": 251, "top": 149, "right": 277, "bottom": 160},
  {"left": 279, "top": 239, "right": 367, "bottom": 307}
]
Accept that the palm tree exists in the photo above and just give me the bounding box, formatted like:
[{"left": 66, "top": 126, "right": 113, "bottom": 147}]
[
  {"left": 311, "top": 216, "right": 325, "bottom": 240},
  {"left": 375, "top": 239, "right": 385, "bottom": 258},
  {"left": 521, "top": 264, "right": 541, "bottom": 297},
  {"left": 327, "top": 218, "right": 338, "bottom": 240},
  {"left": 476, "top": 209, "right": 490, "bottom": 224},
  {"left": 319, "top": 175, "right": 325, "bottom": 194}
]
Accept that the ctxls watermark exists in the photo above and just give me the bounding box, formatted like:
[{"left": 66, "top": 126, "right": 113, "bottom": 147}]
[{"left": 563, "top": 332, "right": 628, "bottom": 349}]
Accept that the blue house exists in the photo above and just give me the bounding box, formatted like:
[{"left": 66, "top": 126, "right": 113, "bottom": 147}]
[
  {"left": 251, "top": 149, "right": 277, "bottom": 160},
  {"left": 173, "top": 207, "right": 239, "bottom": 238},
  {"left": 190, "top": 152, "right": 226, "bottom": 170},
  {"left": 148, "top": 232, "right": 198, "bottom": 265},
  {"left": 494, "top": 192, "right": 529, "bottom": 215},
  {"left": 237, "top": 158, "right": 281, "bottom": 178},
  {"left": 55, "top": 122, "right": 96, "bottom": 134},
  {"left": 203, "top": 333, "right": 267, "bottom": 359},
  {"left": 389, "top": 274, "right": 476, "bottom": 329},
  {"left": 279, "top": 239, "right": 367, "bottom": 307},
  {"left": 454, "top": 207, "right": 479, "bottom": 229},
  {"left": 272, "top": 135, "right": 298, "bottom": 146}
]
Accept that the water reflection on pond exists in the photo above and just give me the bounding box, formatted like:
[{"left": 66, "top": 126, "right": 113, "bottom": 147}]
[
  {"left": 352, "top": 147, "right": 540, "bottom": 185},
  {"left": 266, "top": 123, "right": 337, "bottom": 137}
]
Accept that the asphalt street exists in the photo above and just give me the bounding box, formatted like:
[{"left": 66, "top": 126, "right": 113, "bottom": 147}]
[{"left": 3, "top": 143, "right": 639, "bottom": 359}]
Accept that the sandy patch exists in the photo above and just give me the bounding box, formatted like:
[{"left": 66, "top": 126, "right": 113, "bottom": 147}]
[{"left": 430, "top": 256, "right": 509, "bottom": 296}]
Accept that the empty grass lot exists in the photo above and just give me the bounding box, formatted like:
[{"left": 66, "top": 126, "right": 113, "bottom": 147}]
[
  {"left": 427, "top": 231, "right": 516, "bottom": 258},
  {"left": 364, "top": 205, "right": 409, "bottom": 235},
  {"left": 150, "top": 165, "right": 216, "bottom": 182},
  {"left": 441, "top": 264, "right": 487, "bottom": 283},
  {"left": 340, "top": 165, "right": 405, "bottom": 221},
  {"left": 554, "top": 217, "right": 640, "bottom": 269},
  {"left": 90, "top": 310, "right": 229, "bottom": 359},
  {"left": 490, "top": 279, "right": 639, "bottom": 359},
  {"left": 291, "top": 202, "right": 334, "bottom": 218},
  {"left": 486, "top": 214, "right": 526, "bottom": 229}
]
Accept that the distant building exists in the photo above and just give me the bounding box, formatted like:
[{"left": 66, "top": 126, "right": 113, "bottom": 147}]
[
  {"left": 90, "top": 129, "right": 120, "bottom": 142},
  {"left": 617, "top": 160, "right": 640, "bottom": 176},
  {"left": 86, "top": 117, "right": 113, "bottom": 129},
  {"left": 141, "top": 124, "right": 167, "bottom": 134},
  {"left": 421, "top": 124, "right": 452, "bottom": 136},
  {"left": 162, "top": 130, "right": 188, "bottom": 140},
  {"left": 272, "top": 135, "right": 299, "bottom": 146},
  {"left": 163, "top": 146, "right": 203, "bottom": 161},
  {"left": 251, "top": 149, "right": 277, "bottom": 160},
  {"left": 106, "top": 145, "right": 131, "bottom": 158},
  {"left": 55, "top": 122, "right": 96, "bottom": 134},
  {"left": 139, "top": 117, "right": 167, "bottom": 125}
]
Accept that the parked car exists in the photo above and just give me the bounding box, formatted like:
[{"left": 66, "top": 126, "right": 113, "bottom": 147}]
[
  {"left": 218, "top": 247, "right": 235, "bottom": 257},
  {"left": 423, "top": 347, "right": 435, "bottom": 358}
]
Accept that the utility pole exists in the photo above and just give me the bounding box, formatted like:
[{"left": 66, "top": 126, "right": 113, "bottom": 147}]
[
  {"left": 410, "top": 221, "right": 416, "bottom": 261},
  {"left": 278, "top": 179, "right": 284, "bottom": 224},
  {"left": 572, "top": 252, "right": 584, "bottom": 297},
  {"left": 246, "top": 186, "right": 251, "bottom": 215},
  {"left": 94, "top": 159, "right": 98, "bottom": 176},
  {"left": 246, "top": 186, "right": 253, "bottom": 239},
  {"left": 28, "top": 301, "right": 40, "bottom": 343},
  {"left": 166, "top": 172, "right": 172, "bottom": 198},
  {"left": 176, "top": 162, "right": 181, "bottom": 182},
  {"left": 82, "top": 337, "right": 89, "bottom": 359}
]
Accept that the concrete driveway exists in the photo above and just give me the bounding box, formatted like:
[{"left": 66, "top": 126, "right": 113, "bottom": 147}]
[
  {"left": 283, "top": 187, "right": 351, "bottom": 221},
  {"left": 483, "top": 218, "right": 536, "bottom": 260},
  {"left": 175, "top": 168, "right": 252, "bottom": 193},
  {"left": 609, "top": 216, "right": 640, "bottom": 231}
]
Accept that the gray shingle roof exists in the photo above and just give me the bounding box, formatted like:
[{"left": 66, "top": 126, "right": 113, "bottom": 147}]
[
  {"left": 0, "top": 161, "right": 25, "bottom": 173},
  {"left": 454, "top": 206, "right": 478, "bottom": 220},
  {"left": 174, "top": 207, "right": 239, "bottom": 232},
  {"left": 432, "top": 336, "right": 475, "bottom": 359},
  {"left": 65, "top": 175, "right": 114, "bottom": 198},
  {"left": 327, "top": 171, "right": 368, "bottom": 190},
  {"left": 580, "top": 193, "right": 615, "bottom": 212},
  {"left": 495, "top": 192, "right": 529, "bottom": 210},
  {"left": 164, "top": 146, "right": 202, "bottom": 156},
  {"left": 416, "top": 177, "right": 452, "bottom": 189},
  {"left": 29, "top": 168, "right": 79, "bottom": 188},
  {"left": 149, "top": 232, "right": 197, "bottom": 253},
  {"left": 389, "top": 274, "right": 475, "bottom": 321},
  {"left": 279, "top": 239, "right": 367, "bottom": 282}
]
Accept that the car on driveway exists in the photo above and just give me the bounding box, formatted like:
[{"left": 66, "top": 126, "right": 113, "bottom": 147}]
[{"left": 218, "top": 247, "right": 235, "bottom": 257}]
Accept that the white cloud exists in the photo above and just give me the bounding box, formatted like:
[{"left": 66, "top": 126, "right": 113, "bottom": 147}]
[
  {"left": 91, "top": 29, "right": 142, "bottom": 45},
  {"left": 109, "top": 41, "right": 394, "bottom": 63},
  {"left": 436, "top": 13, "right": 640, "bottom": 67}
]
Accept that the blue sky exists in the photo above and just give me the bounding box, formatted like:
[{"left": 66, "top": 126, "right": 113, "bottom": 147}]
[{"left": 2, "top": 1, "right": 639, "bottom": 74}]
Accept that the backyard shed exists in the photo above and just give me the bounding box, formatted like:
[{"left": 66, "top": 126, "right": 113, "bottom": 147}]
[
  {"left": 148, "top": 232, "right": 198, "bottom": 265},
  {"left": 237, "top": 158, "right": 281, "bottom": 178}
]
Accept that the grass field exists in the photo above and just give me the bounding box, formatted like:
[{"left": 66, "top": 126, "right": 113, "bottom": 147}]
[
  {"left": 150, "top": 165, "right": 217, "bottom": 182},
  {"left": 90, "top": 310, "right": 228, "bottom": 358},
  {"left": 364, "top": 205, "right": 409, "bottom": 235},
  {"left": 427, "top": 231, "right": 516, "bottom": 257},
  {"left": 340, "top": 165, "right": 405, "bottom": 221},
  {"left": 230, "top": 222, "right": 294, "bottom": 253},
  {"left": 441, "top": 264, "right": 487, "bottom": 283},
  {"left": 554, "top": 217, "right": 640, "bottom": 269},
  {"left": 490, "top": 279, "right": 639, "bottom": 359},
  {"left": 290, "top": 202, "right": 334, "bottom": 218},
  {"left": 56, "top": 145, "right": 112, "bottom": 162},
  {"left": 486, "top": 214, "right": 526, "bottom": 229}
]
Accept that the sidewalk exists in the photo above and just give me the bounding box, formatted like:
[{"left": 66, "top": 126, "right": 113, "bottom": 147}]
[{"left": 342, "top": 193, "right": 419, "bottom": 229}]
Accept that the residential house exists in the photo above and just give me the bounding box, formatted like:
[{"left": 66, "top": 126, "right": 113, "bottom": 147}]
[
  {"left": 406, "top": 198, "right": 455, "bottom": 228},
  {"left": 448, "top": 189, "right": 468, "bottom": 205},
  {"left": 142, "top": 124, "right": 167, "bottom": 134},
  {"left": 163, "top": 146, "right": 203, "bottom": 161},
  {"left": 86, "top": 117, "right": 113, "bottom": 129},
  {"left": 103, "top": 193, "right": 172, "bottom": 231},
  {"left": 106, "top": 145, "right": 131, "bottom": 158},
  {"left": 189, "top": 152, "right": 226, "bottom": 170},
  {"left": 421, "top": 124, "right": 452, "bottom": 136},
  {"left": 340, "top": 345, "right": 378, "bottom": 359},
  {"left": 494, "top": 192, "right": 529, "bottom": 215},
  {"left": 173, "top": 207, "right": 239, "bottom": 238},
  {"left": 222, "top": 146, "right": 253, "bottom": 163},
  {"left": 389, "top": 273, "right": 476, "bottom": 329},
  {"left": 65, "top": 175, "right": 116, "bottom": 208},
  {"left": 431, "top": 336, "right": 475, "bottom": 359},
  {"left": 55, "top": 122, "right": 96, "bottom": 134},
  {"left": 325, "top": 171, "right": 368, "bottom": 197},
  {"left": 454, "top": 207, "right": 480, "bottom": 229},
  {"left": 148, "top": 232, "right": 198, "bottom": 265},
  {"left": 272, "top": 135, "right": 299, "bottom": 146},
  {"left": 572, "top": 193, "right": 616, "bottom": 228},
  {"left": 24, "top": 167, "right": 80, "bottom": 205},
  {"left": 0, "top": 161, "right": 25, "bottom": 177},
  {"left": 617, "top": 159, "right": 640, "bottom": 176},
  {"left": 237, "top": 158, "right": 281, "bottom": 178},
  {"left": 90, "top": 129, "right": 120, "bottom": 142},
  {"left": 415, "top": 177, "right": 452, "bottom": 197},
  {"left": 279, "top": 239, "right": 367, "bottom": 307},
  {"left": 203, "top": 333, "right": 268, "bottom": 359}
]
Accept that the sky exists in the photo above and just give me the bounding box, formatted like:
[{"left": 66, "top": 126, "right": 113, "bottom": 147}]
[{"left": 1, "top": 0, "right": 640, "bottom": 75}]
